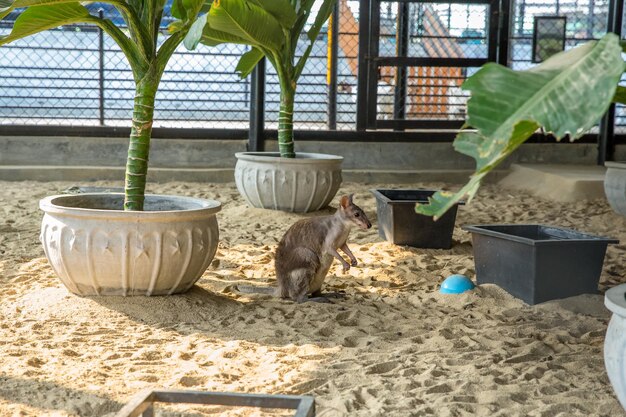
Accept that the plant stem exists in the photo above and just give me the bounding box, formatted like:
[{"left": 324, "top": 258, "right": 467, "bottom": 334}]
[
  {"left": 124, "top": 71, "right": 159, "bottom": 211},
  {"left": 278, "top": 78, "right": 296, "bottom": 158}
]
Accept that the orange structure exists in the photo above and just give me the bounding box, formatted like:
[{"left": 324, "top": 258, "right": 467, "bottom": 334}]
[{"left": 330, "top": 0, "right": 466, "bottom": 119}]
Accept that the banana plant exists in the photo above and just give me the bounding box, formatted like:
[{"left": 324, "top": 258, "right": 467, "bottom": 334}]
[
  {"left": 0, "top": 0, "right": 207, "bottom": 210},
  {"left": 416, "top": 33, "right": 626, "bottom": 219},
  {"left": 184, "top": 0, "right": 336, "bottom": 158}
]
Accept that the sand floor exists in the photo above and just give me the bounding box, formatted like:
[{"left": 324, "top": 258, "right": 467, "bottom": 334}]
[{"left": 1, "top": 180, "right": 626, "bottom": 416}]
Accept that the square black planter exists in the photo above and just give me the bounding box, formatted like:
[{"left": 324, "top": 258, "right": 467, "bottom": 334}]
[
  {"left": 370, "top": 189, "right": 463, "bottom": 249},
  {"left": 463, "top": 224, "right": 619, "bottom": 305}
]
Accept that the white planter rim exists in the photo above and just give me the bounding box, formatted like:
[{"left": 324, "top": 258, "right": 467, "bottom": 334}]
[
  {"left": 605, "top": 161, "right": 626, "bottom": 169},
  {"left": 235, "top": 151, "right": 343, "bottom": 164},
  {"left": 40, "top": 193, "right": 221, "bottom": 221},
  {"left": 605, "top": 283, "right": 626, "bottom": 317}
]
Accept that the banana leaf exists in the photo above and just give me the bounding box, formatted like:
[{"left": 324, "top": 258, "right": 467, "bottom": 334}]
[
  {"left": 182, "top": 11, "right": 250, "bottom": 49},
  {"left": 235, "top": 47, "right": 264, "bottom": 77},
  {"left": 0, "top": 3, "right": 91, "bottom": 44},
  {"left": 208, "top": 0, "right": 283, "bottom": 52},
  {"left": 248, "top": 0, "right": 296, "bottom": 29},
  {"left": 416, "top": 33, "right": 625, "bottom": 219}
]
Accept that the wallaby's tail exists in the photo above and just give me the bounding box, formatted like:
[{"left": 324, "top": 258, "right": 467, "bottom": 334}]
[{"left": 236, "top": 284, "right": 277, "bottom": 296}]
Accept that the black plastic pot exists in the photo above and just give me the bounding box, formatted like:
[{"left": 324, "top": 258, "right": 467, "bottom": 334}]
[
  {"left": 463, "top": 224, "right": 619, "bottom": 305},
  {"left": 370, "top": 189, "right": 463, "bottom": 249}
]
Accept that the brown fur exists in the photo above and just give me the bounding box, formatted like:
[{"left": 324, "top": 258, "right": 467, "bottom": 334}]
[
  {"left": 237, "top": 195, "right": 371, "bottom": 303},
  {"left": 275, "top": 194, "right": 371, "bottom": 302}
]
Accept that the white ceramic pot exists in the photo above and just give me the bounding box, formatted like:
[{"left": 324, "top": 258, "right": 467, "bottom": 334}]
[
  {"left": 604, "top": 162, "right": 626, "bottom": 216},
  {"left": 234, "top": 152, "right": 343, "bottom": 213},
  {"left": 604, "top": 283, "right": 626, "bottom": 409},
  {"left": 39, "top": 193, "right": 221, "bottom": 296}
]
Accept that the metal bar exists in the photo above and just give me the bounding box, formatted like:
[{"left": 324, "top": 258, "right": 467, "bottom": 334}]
[
  {"left": 292, "top": 129, "right": 459, "bottom": 141},
  {"left": 393, "top": 1, "right": 409, "bottom": 127},
  {"left": 0, "top": 124, "right": 606, "bottom": 143},
  {"left": 153, "top": 390, "right": 304, "bottom": 408},
  {"left": 141, "top": 405, "right": 154, "bottom": 417},
  {"left": 588, "top": 0, "right": 595, "bottom": 39},
  {"left": 98, "top": 9, "right": 105, "bottom": 126},
  {"left": 114, "top": 390, "right": 155, "bottom": 417},
  {"left": 1, "top": 46, "right": 105, "bottom": 52},
  {"left": 372, "top": 57, "right": 489, "bottom": 67},
  {"left": 516, "top": 0, "right": 525, "bottom": 37},
  {"left": 248, "top": 57, "right": 265, "bottom": 152},
  {"left": 375, "top": 119, "right": 464, "bottom": 130},
  {"left": 295, "top": 397, "right": 316, "bottom": 417},
  {"left": 327, "top": 0, "right": 339, "bottom": 130},
  {"left": 599, "top": 104, "right": 617, "bottom": 164},
  {"left": 497, "top": 0, "right": 512, "bottom": 66},
  {"left": 114, "top": 389, "right": 316, "bottom": 417},
  {"left": 356, "top": 0, "right": 371, "bottom": 130},
  {"left": 390, "top": 0, "right": 492, "bottom": 3},
  {"left": 283, "top": 129, "right": 603, "bottom": 143},
  {"left": 0, "top": 125, "right": 250, "bottom": 139},
  {"left": 366, "top": 0, "right": 381, "bottom": 128},
  {"left": 598, "top": 0, "right": 623, "bottom": 164}
]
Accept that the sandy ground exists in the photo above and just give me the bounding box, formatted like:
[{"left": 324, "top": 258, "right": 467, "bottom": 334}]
[{"left": 1, "top": 179, "right": 626, "bottom": 417}]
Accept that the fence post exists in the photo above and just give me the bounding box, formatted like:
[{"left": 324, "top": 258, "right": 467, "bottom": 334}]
[
  {"left": 598, "top": 0, "right": 623, "bottom": 164},
  {"left": 497, "top": 0, "right": 512, "bottom": 67},
  {"left": 327, "top": 1, "right": 339, "bottom": 130},
  {"left": 248, "top": 57, "right": 265, "bottom": 152},
  {"left": 356, "top": 0, "right": 371, "bottom": 130},
  {"left": 393, "top": 1, "right": 408, "bottom": 129},
  {"left": 98, "top": 9, "right": 105, "bottom": 126}
]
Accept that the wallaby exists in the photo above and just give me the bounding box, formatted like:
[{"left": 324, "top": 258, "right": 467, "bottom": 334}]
[{"left": 237, "top": 194, "right": 372, "bottom": 303}]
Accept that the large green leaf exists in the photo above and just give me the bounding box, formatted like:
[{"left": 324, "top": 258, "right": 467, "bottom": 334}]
[
  {"left": 291, "top": 0, "right": 314, "bottom": 42},
  {"left": 235, "top": 46, "right": 263, "bottom": 77},
  {"left": 208, "top": 0, "right": 283, "bottom": 52},
  {"left": 0, "top": 3, "right": 91, "bottom": 45},
  {"left": 182, "top": 13, "right": 205, "bottom": 48},
  {"left": 0, "top": 0, "right": 154, "bottom": 60},
  {"left": 416, "top": 33, "right": 625, "bottom": 218},
  {"left": 0, "top": 0, "right": 12, "bottom": 20},
  {"left": 292, "top": 0, "right": 335, "bottom": 80},
  {"left": 184, "top": 11, "right": 252, "bottom": 49},
  {"left": 171, "top": 0, "right": 188, "bottom": 19},
  {"left": 307, "top": 0, "right": 335, "bottom": 42},
  {"left": 0, "top": 0, "right": 150, "bottom": 78},
  {"left": 172, "top": 0, "right": 203, "bottom": 20},
  {"left": 248, "top": 0, "right": 296, "bottom": 29},
  {"left": 0, "top": 0, "right": 114, "bottom": 20}
]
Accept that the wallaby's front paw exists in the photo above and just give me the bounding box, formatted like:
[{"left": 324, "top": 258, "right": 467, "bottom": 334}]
[
  {"left": 350, "top": 259, "right": 358, "bottom": 267},
  {"left": 342, "top": 264, "right": 350, "bottom": 273}
]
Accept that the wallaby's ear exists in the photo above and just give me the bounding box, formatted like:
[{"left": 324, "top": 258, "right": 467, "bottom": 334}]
[
  {"left": 340, "top": 195, "right": 350, "bottom": 209},
  {"left": 348, "top": 194, "right": 354, "bottom": 204}
]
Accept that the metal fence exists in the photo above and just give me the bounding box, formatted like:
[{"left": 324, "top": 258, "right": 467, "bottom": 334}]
[
  {"left": 0, "top": 2, "right": 361, "bottom": 131},
  {"left": 0, "top": 0, "right": 619, "bottom": 134},
  {"left": 509, "top": 0, "right": 609, "bottom": 71}
]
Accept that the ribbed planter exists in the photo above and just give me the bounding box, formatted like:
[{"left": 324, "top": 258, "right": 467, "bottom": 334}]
[
  {"left": 605, "top": 161, "right": 626, "bottom": 216},
  {"left": 234, "top": 152, "right": 343, "bottom": 213},
  {"left": 604, "top": 283, "right": 626, "bottom": 410},
  {"left": 39, "top": 193, "right": 221, "bottom": 296}
]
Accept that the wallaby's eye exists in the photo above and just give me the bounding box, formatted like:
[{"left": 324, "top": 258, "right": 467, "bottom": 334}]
[{"left": 355, "top": 213, "right": 360, "bottom": 217}]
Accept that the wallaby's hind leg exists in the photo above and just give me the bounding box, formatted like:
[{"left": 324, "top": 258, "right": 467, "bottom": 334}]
[
  {"left": 289, "top": 268, "right": 332, "bottom": 303},
  {"left": 289, "top": 268, "right": 314, "bottom": 303}
]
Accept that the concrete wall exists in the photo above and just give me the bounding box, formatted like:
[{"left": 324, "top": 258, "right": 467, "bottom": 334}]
[{"left": 0, "top": 135, "right": 614, "bottom": 183}]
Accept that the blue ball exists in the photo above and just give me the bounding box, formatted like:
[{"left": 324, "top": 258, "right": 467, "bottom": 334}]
[{"left": 440, "top": 274, "right": 475, "bottom": 294}]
